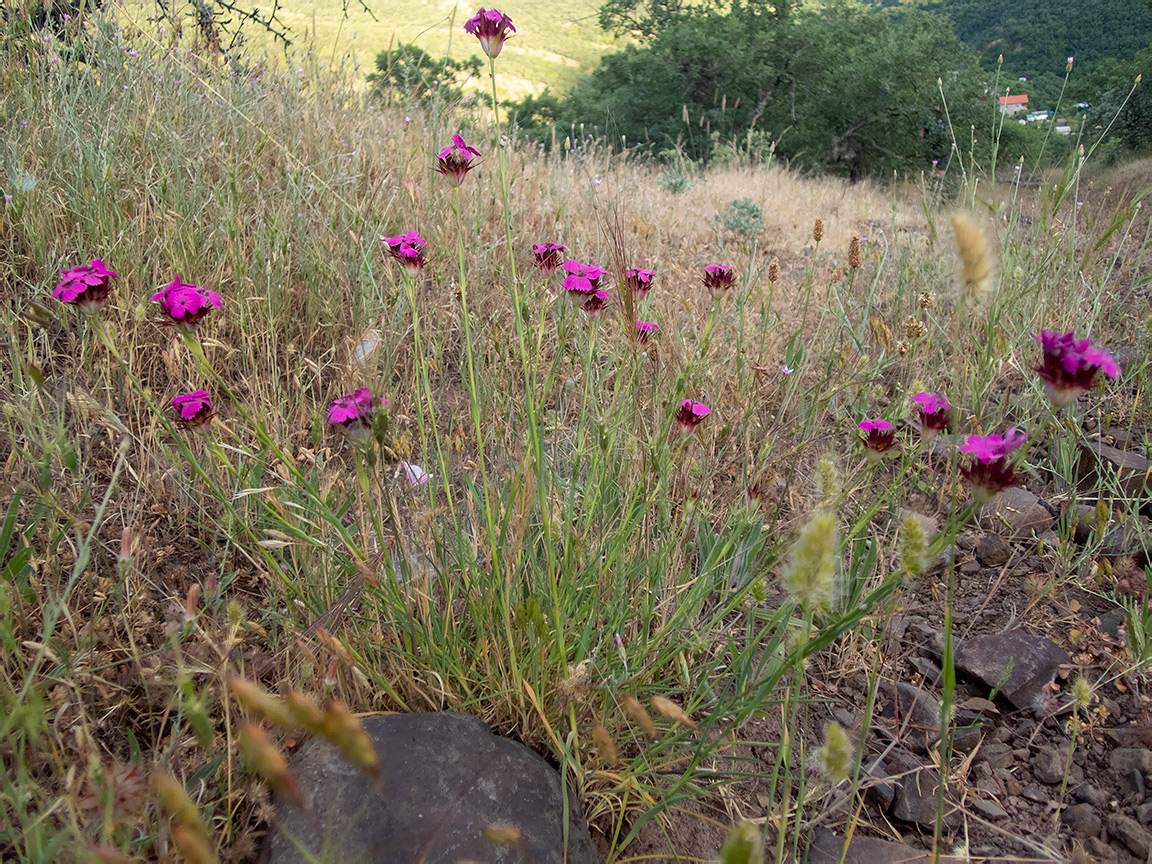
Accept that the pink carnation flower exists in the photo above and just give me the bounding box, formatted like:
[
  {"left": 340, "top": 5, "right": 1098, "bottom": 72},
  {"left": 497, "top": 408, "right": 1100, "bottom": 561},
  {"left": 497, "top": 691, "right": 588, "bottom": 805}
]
[
  {"left": 625, "top": 267, "right": 655, "bottom": 299},
  {"left": 635, "top": 321, "right": 660, "bottom": 345},
  {"left": 1033, "top": 330, "right": 1120, "bottom": 408},
  {"left": 532, "top": 242, "right": 566, "bottom": 276},
  {"left": 435, "top": 134, "right": 482, "bottom": 186},
  {"left": 52, "top": 258, "right": 117, "bottom": 314},
  {"left": 703, "top": 265, "right": 735, "bottom": 299},
  {"left": 150, "top": 276, "right": 223, "bottom": 327},
  {"left": 561, "top": 259, "right": 603, "bottom": 302},
  {"left": 675, "top": 399, "right": 711, "bottom": 432},
  {"left": 959, "top": 428, "right": 1027, "bottom": 503},
  {"left": 381, "top": 230, "right": 427, "bottom": 273},
  {"left": 328, "top": 388, "right": 387, "bottom": 441},
  {"left": 912, "top": 392, "right": 952, "bottom": 439},
  {"left": 581, "top": 290, "right": 611, "bottom": 319},
  {"left": 463, "top": 7, "right": 516, "bottom": 59},
  {"left": 858, "top": 419, "right": 896, "bottom": 459},
  {"left": 171, "top": 390, "right": 213, "bottom": 432}
]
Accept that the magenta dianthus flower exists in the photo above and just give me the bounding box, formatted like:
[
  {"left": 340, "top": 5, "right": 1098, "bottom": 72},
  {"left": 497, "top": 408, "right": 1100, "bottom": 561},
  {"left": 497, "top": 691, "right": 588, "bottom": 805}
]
[
  {"left": 912, "top": 392, "right": 952, "bottom": 438},
  {"left": 581, "top": 290, "right": 611, "bottom": 319},
  {"left": 625, "top": 267, "right": 655, "bottom": 299},
  {"left": 635, "top": 321, "right": 660, "bottom": 345},
  {"left": 464, "top": 7, "right": 516, "bottom": 59},
  {"left": 959, "top": 428, "right": 1027, "bottom": 503},
  {"left": 328, "top": 388, "right": 387, "bottom": 441},
  {"left": 171, "top": 390, "right": 214, "bottom": 432},
  {"left": 1033, "top": 330, "right": 1120, "bottom": 408},
  {"left": 532, "top": 242, "right": 566, "bottom": 276},
  {"left": 675, "top": 399, "right": 711, "bottom": 432},
  {"left": 858, "top": 419, "right": 896, "bottom": 459},
  {"left": 150, "top": 276, "right": 223, "bottom": 327},
  {"left": 435, "top": 134, "right": 482, "bottom": 186},
  {"left": 703, "top": 265, "right": 735, "bottom": 299},
  {"left": 53, "top": 258, "right": 117, "bottom": 314},
  {"left": 382, "top": 230, "right": 427, "bottom": 273},
  {"left": 561, "top": 260, "right": 603, "bottom": 302}
]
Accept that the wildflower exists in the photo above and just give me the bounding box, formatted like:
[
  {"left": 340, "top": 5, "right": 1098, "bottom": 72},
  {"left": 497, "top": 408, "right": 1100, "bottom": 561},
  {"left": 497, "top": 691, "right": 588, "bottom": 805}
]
[
  {"left": 434, "top": 133, "right": 481, "bottom": 186},
  {"left": 463, "top": 7, "right": 516, "bottom": 60},
  {"left": 815, "top": 721, "right": 855, "bottom": 782},
  {"left": 381, "top": 230, "right": 427, "bottom": 273},
  {"left": 858, "top": 419, "right": 896, "bottom": 460},
  {"left": 635, "top": 321, "right": 660, "bottom": 345},
  {"left": 561, "top": 259, "right": 603, "bottom": 302},
  {"left": 675, "top": 399, "right": 711, "bottom": 432},
  {"left": 959, "top": 428, "right": 1027, "bottom": 504},
  {"left": 782, "top": 364, "right": 794, "bottom": 375},
  {"left": 624, "top": 267, "right": 655, "bottom": 299},
  {"left": 532, "top": 242, "right": 566, "bottom": 275},
  {"left": 52, "top": 258, "right": 117, "bottom": 313},
  {"left": 171, "top": 390, "right": 214, "bottom": 432},
  {"left": 399, "top": 462, "right": 430, "bottom": 486},
  {"left": 581, "top": 290, "right": 610, "bottom": 319},
  {"left": 848, "top": 236, "right": 861, "bottom": 270},
  {"left": 328, "top": 388, "right": 386, "bottom": 441},
  {"left": 905, "top": 316, "right": 927, "bottom": 339},
  {"left": 1033, "top": 330, "right": 1120, "bottom": 408},
  {"left": 150, "top": 276, "right": 222, "bottom": 326},
  {"left": 702, "top": 264, "right": 735, "bottom": 299},
  {"left": 950, "top": 212, "right": 994, "bottom": 305},
  {"left": 783, "top": 511, "right": 838, "bottom": 612},
  {"left": 912, "top": 391, "right": 951, "bottom": 439}
]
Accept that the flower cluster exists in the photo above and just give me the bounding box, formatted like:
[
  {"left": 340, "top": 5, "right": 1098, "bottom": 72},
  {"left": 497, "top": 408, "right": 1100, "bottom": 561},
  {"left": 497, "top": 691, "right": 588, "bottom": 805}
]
[
  {"left": 858, "top": 419, "right": 896, "bottom": 460},
  {"left": 959, "top": 428, "right": 1027, "bottom": 504},
  {"left": 151, "top": 276, "right": 223, "bottom": 327},
  {"left": 581, "top": 290, "right": 611, "bottom": 319},
  {"left": 434, "top": 134, "right": 481, "bottom": 186},
  {"left": 381, "top": 231, "right": 427, "bottom": 273},
  {"left": 53, "top": 259, "right": 117, "bottom": 314},
  {"left": 171, "top": 390, "right": 214, "bottom": 432},
  {"left": 702, "top": 265, "right": 735, "bottom": 299},
  {"left": 635, "top": 321, "right": 660, "bottom": 345},
  {"left": 625, "top": 267, "right": 655, "bottom": 299},
  {"left": 463, "top": 7, "right": 515, "bottom": 59},
  {"left": 1033, "top": 330, "right": 1120, "bottom": 408},
  {"left": 913, "top": 392, "right": 952, "bottom": 438},
  {"left": 533, "top": 242, "right": 566, "bottom": 276},
  {"left": 675, "top": 400, "right": 711, "bottom": 432},
  {"left": 327, "top": 388, "right": 387, "bottom": 442}
]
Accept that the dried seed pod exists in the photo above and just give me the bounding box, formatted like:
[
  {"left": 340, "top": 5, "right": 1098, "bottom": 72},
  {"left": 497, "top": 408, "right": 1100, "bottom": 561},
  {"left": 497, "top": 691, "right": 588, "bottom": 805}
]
[
  {"left": 848, "top": 236, "right": 861, "bottom": 270},
  {"left": 813, "top": 219, "right": 824, "bottom": 243},
  {"left": 767, "top": 257, "right": 779, "bottom": 283}
]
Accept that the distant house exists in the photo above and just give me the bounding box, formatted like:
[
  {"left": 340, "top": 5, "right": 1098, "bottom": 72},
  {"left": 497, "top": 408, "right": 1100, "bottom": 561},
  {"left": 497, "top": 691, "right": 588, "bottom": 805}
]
[{"left": 999, "top": 94, "right": 1029, "bottom": 116}]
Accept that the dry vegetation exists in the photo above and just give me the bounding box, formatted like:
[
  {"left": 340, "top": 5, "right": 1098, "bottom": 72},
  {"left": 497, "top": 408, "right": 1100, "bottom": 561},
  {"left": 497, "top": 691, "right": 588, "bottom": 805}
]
[{"left": 1, "top": 11, "right": 1151, "bottom": 864}]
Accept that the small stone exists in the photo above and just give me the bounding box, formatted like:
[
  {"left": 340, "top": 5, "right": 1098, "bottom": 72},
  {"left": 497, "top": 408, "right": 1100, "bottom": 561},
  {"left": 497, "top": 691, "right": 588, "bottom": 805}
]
[
  {"left": 976, "top": 533, "right": 1011, "bottom": 566},
  {"left": 807, "top": 829, "right": 965, "bottom": 863},
  {"left": 268, "top": 712, "right": 596, "bottom": 864},
  {"left": 833, "top": 708, "right": 856, "bottom": 728},
  {"left": 1137, "top": 801, "right": 1152, "bottom": 825},
  {"left": 1109, "top": 748, "right": 1152, "bottom": 775},
  {"left": 955, "top": 630, "right": 1070, "bottom": 713},
  {"left": 1107, "top": 814, "right": 1152, "bottom": 858},
  {"left": 974, "top": 742, "right": 1014, "bottom": 770},
  {"left": 1032, "top": 746, "right": 1067, "bottom": 785},
  {"left": 1079, "top": 442, "right": 1152, "bottom": 499},
  {"left": 1086, "top": 836, "right": 1119, "bottom": 861},
  {"left": 972, "top": 799, "right": 1008, "bottom": 819},
  {"left": 881, "top": 682, "right": 941, "bottom": 753},
  {"left": 1062, "top": 803, "right": 1102, "bottom": 838},
  {"left": 1022, "top": 784, "right": 1047, "bottom": 803},
  {"left": 959, "top": 558, "right": 981, "bottom": 575},
  {"left": 1073, "top": 784, "right": 1109, "bottom": 807},
  {"left": 980, "top": 487, "right": 1055, "bottom": 538},
  {"left": 1099, "top": 609, "right": 1127, "bottom": 640}
]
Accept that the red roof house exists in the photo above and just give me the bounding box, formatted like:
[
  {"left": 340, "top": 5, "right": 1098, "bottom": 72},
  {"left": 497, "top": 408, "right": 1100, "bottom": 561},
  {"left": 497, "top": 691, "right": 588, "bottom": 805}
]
[{"left": 998, "top": 94, "right": 1029, "bottom": 115}]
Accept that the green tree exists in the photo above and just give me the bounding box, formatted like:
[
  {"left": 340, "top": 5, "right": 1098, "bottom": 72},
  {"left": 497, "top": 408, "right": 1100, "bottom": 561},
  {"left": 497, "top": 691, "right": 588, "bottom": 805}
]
[{"left": 368, "top": 42, "right": 483, "bottom": 107}]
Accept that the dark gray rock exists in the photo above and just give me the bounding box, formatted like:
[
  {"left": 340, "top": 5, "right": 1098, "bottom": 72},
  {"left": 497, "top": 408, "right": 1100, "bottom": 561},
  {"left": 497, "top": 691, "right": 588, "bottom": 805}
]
[
  {"left": 267, "top": 712, "right": 596, "bottom": 864},
  {"left": 955, "top": 630, "right": 1070, "bottom": 713},
  {"left": 1108, "top": 748, "right": 1152, "bottom": 775},
  {"left": 1032, "top": 746, "right": 1067, "bottom": 785},
  {"left": 1073, "top": 783, "right": 1110, "bottom": 807},
  {"left": 886, "top": 752, "right": 961, "bottom": 830},
  {"left": 807, "top": 829, "right": 968, "bottom": 863},
  {"left": 973, "top": 742, "right": 1015, "bottom": 770},
  {"left": 980, "top": 488, "right": 1055, "bottom": 538},
  {"left": 881, "top": 682, "right": 941, "bottom": 753},
  {"left": 971, "top": 799, "right": 1007, "bottom": 820},
  {"left": 1079, "top": 442, "right": 1151, "bottom": 499},
  {"left": 1136, "top": 801, "right": 1152, "bottom": 826},
  {"left": 1062, "top": 803, "right": 1102, "bottom": 838},
  {"left": 975, "top": 533, "right": 1011, "bottom": 567},
  {"left": 1108, "top": 814, "right": 1152, "bottom": 858}
]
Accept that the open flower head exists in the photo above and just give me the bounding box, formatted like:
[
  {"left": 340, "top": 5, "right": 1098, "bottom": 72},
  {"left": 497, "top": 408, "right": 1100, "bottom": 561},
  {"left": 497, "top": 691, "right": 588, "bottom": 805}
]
[
  {"left": 53, "top": 258, "right": 117, "bottom": 313},
  {"left": 464, "top": 8, "right": 515, "bottom": 59},
  {"left": 858, "top": 419, "right": 896, "bottom": 459},
  {"left": 171, "top": 390, "right": 213, "bottom": 432},
  {"left": 675, "top": 399, "right": 711, "bottom": 432},
  {"left": 532, "top": 242, "right": 566, "bottom": 276},
  {"left": 581, "top": 290, "right": 610, "bottom": 319},
  {"left": 151, "top": 276, "right": 222, "bottom": 327},
  {"left": 381, "top": 230, "right": 427, "bottom": 273},
  {"left": 1034, "top": 330, "right": 1120, "bottom": 407},
  {"left": 635, "top": 321, "right": 660, "bottom": 345},
  {"left": 328, "top": 388, "right": 387, "bottom": 442},
  {"left": 435, "top": 134, "right": 481, "bottom": 186},
  {"left": 702, "top": 264, "right": 735, "bottom": 299},
  {"left": 561, "top": 260, "right": 603, "bottom": 301},
  {"left": 959, "top": 428, "right": 1027, "bottom": 504},
  {"left": 625, "top": 267, "right": 655, "bottom": 299},
  {"left": 912, "top": 391, "right": 952, "bottom": 438}
]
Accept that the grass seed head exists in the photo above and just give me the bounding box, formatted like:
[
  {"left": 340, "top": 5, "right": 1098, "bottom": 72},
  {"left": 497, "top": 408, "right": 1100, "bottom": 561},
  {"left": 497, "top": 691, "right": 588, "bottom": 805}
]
[
  {"left": 592, "top": 724, "right": 618, "bottom": 763},
  {"left": 621, "top": 695, "right": 657, "bottom": 738},
  {"left": 783, "top": 512, "right": 838, "bottom": 612},
  {"left": 283, "top": 690, "right": 326, "bottom": 734},
  {"left": 1071, "top": 676, "right": 1094, "bottom": 711},
  {"left": 899, "top": 515, "right": 928, "bottom": 578},
  {"left": 237, "top": 722, "right": 304, "bottom": 808},
  {"left": 650, "top": 694, "right": 697, "bottom": 728},
  {"left": 170, "top": 824, "right": 220, "bottom": 864},
  {"left": 815, "top": 720, "right": 855, "bottom": 782},
  {"left": 815, "top": 457, "right": 840, "bottom": 507},
  {"left": 768, "top": 257, "right": 779, "bottom": 282},
  {"left": 720, "top": 820, "right": 764, "bottom": 864},
  {"left": 229, "top": 676, "right": 294, "bottom": 729},
  {"left": 813, "top": 218, "right": 824, "bottom": 243},
  {"left": 320, "top": 700, "right": 379, "bottom": 779},
  {"left": 950, "top": 211, "right": 995, "bottom": 305}
]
